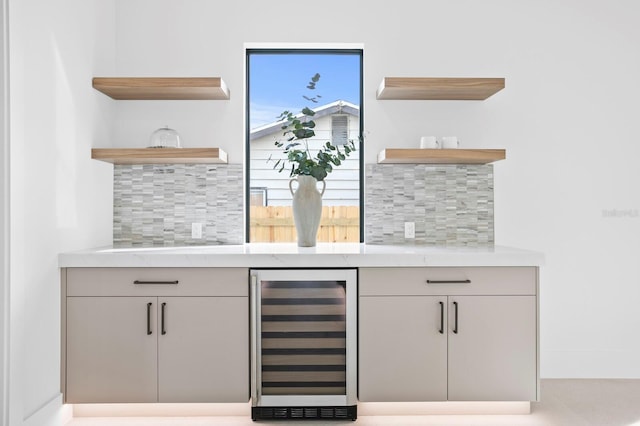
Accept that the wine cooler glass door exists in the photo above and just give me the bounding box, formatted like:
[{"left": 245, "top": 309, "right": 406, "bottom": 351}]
[{"left": 251, "top": 269, "right": 357, "bottom": 408}]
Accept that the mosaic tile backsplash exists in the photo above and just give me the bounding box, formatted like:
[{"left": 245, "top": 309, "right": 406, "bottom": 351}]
[
  {"left": 113, "top": 164, "right": 243, "bottom": 247},
  {"left": 365, "top": 164, "right": 494, "bottom": 246},
  {"left": 112, "top": 163, "right": 493, "bottom": 247}
]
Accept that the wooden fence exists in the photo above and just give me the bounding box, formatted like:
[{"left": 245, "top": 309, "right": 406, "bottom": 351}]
[{"left": 250, "top": 206, "right": 359, "bottom": 243}]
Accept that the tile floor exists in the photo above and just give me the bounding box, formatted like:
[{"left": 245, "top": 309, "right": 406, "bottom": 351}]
[{"left": 67, "top": 379, "right": 640, "bottom": 426}]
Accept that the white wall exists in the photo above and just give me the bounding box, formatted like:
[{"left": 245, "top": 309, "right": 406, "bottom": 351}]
[
  {"left": 8, "top": 0, "right": 115, "bottom": 424},
  {"left": 112, "top": 0, "right": 640, "bottom": 378}
]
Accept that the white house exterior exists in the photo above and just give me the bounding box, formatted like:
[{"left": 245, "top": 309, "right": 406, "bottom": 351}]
[{"left": 249, "top": 100, "right": 360, "bottom": 207}]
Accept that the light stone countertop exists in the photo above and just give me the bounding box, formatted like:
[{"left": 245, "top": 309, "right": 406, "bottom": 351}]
[{"left": 58, "top": 243, "right": 544, "bottom": 268}]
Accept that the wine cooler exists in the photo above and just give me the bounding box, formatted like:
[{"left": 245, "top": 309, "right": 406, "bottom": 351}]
[{"left": 250, "top": 269, "right": 357, "bottom": 421}]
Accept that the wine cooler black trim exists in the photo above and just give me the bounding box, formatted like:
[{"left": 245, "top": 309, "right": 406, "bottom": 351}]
[
  {"left": 251, "top": 405, "right": 357, "bottom": 421},
  {"left": 262, "top": 348, "right": 346, "bottom": 356},
  {"left": 262, "top": 281, "right": 347, "bottom": 289},
  {"left": 263, "top": 365, "right": 346, "bottom": 372},
  {"left": 262, "top": 381, "right": 346, "bottom": 388},
  {"left": 262, "top": 331, "right": 346, "bottom": 339},
  {"left": 262, "top": 314, "right": 346, "bottom": 322},
  {"left": 262, "top": 297, "right": 345, "bottom": 305}
]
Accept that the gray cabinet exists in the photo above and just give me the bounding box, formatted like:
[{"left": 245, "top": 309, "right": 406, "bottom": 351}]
[
  {"left": 447, "top": 295, "right": 536, "bottom": 401},
  {"left": 63, "top": 268, "right": 249, "bottom": 404},
  {"left": 157, "top": 296, "right": 248, "bottom": 402},
  {"left": 359, "top": 295, "right": 447, "bottom": 401},
  {"left": 359, "top": 267, "right": 538, "bottom": 402},
  {"left": 66, "top": 296, "right": 157, "bottom": 403}
]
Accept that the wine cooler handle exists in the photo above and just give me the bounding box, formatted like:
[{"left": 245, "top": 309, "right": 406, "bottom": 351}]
[
  {"left": 250, "top": 275, "right": 259, "bottom": 403},
  {"left": 161, "top": 302, "right": 167, "bottom": 335},
  {"left": 452, "top": 301, "right": 459, "bottom": 334},
  {"left": 438, "top": 301, "right": 444, "bottom": 334},
  {"left": 146, "top": 302, "right": 152, "bottom": 335}
]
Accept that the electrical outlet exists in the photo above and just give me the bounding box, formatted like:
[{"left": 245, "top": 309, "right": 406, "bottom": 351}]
[
  {"left": 191, "top": 223, "right": 203, "bottom": 239},
  {"left": 404, "top": 222, "right": 415, "bottom": 239}
]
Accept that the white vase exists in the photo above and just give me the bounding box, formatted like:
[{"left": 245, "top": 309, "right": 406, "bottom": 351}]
[{"left": 289, "top": 175, "right": 326, "bottom": 247}]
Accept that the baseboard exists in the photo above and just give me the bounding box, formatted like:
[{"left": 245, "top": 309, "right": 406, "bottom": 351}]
[
  {"left": 72, "top": 402, "right": 251, "bottom": 418},
  {"left": 69, "top": 401, "right": 529, "bottom": 418},
  {"left": 23, "top": 393, "right": 70, "bottom": 426},
  {"left": 358, "top": 401, "right": 531, "bottom": 416},
  {"left": 61, "top": 403, "right": 73, "bottom": 425}
]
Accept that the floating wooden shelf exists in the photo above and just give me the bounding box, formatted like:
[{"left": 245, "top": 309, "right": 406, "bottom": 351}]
[
  {"left": 92, "top": 77, "right": 230, "bottom": 100},
  {"left": 91, "top": 148, "right": 228, "bottom": 164},
  {"left": 376, "top": 77, "right": 505, "bottom": 100},
  {"left": 377, "top": 149, "right": 506, "bottom": 164}
]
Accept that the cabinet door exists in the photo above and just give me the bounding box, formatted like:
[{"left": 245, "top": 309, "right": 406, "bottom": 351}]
[
  {"left": 448, "top": 295, "right": 536, "bottom": 401},
  {"left": 66, "top": 297, "right": 157, "bottom": 403},
  {"left": 359, "top": 296, "right": 447, "bottom": 401},
  {"left": 157, "top": 297, "right": 249, "bottom": 402}
]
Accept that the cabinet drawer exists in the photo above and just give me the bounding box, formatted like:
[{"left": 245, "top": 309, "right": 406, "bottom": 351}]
[
  {"left": 66, "top": 268, "right": 248, "bottom": 297},
  {"left": 360, "top": 267, "right": 536, "bottom": 296}
]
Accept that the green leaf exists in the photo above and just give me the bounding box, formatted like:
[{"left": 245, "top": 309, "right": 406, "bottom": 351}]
[
  {"left": 293, "top": 129, "right": 314, "bottom": 139},
  {"left": 310, "top": 165, "right": 327, "bottom": 181},
  {"left": 268, "top": 72, "right": 356, "bottom": 180},
  {"left": 285, "top": 142, "right": 300, "bottom": 150}
]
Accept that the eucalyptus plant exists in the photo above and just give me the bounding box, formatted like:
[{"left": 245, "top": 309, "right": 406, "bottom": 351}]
[{"left": 270, "top": 73, "right": 356, "bottom": 182}]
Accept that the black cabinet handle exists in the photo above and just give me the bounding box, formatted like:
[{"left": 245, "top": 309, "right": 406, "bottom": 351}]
[
  {"left": 161, "top": 302, "right": 167, "bottom": 335},
  {"left": 134, "top": 280, "right": 179, "bottom": 285},
  {"left": 426, "top": 280, "right": 471, "bottom": 284},
  {"left": 439, "top": 301, "right": 444, "bottom": 334},
  {"left": 146, "top": 302, "right": 152, "bottom": 335},
  {"left": 452, "top": 301, "right": 459, "bottom": 334}
]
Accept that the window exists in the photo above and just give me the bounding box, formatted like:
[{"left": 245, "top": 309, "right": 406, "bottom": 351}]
[
  {"left": 246, "top": 49, "right": 363, "bottom": 243},
  {"left": 331, "top": 114, "right": 349, "bottom": 146},
  {"left": 249, "top": 187, "right": 268, "bottom": 207}
]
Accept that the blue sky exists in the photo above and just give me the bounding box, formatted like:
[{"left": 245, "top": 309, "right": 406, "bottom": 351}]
[{"left": 249, "top": 53, "right": 361, "bottom": 129}]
